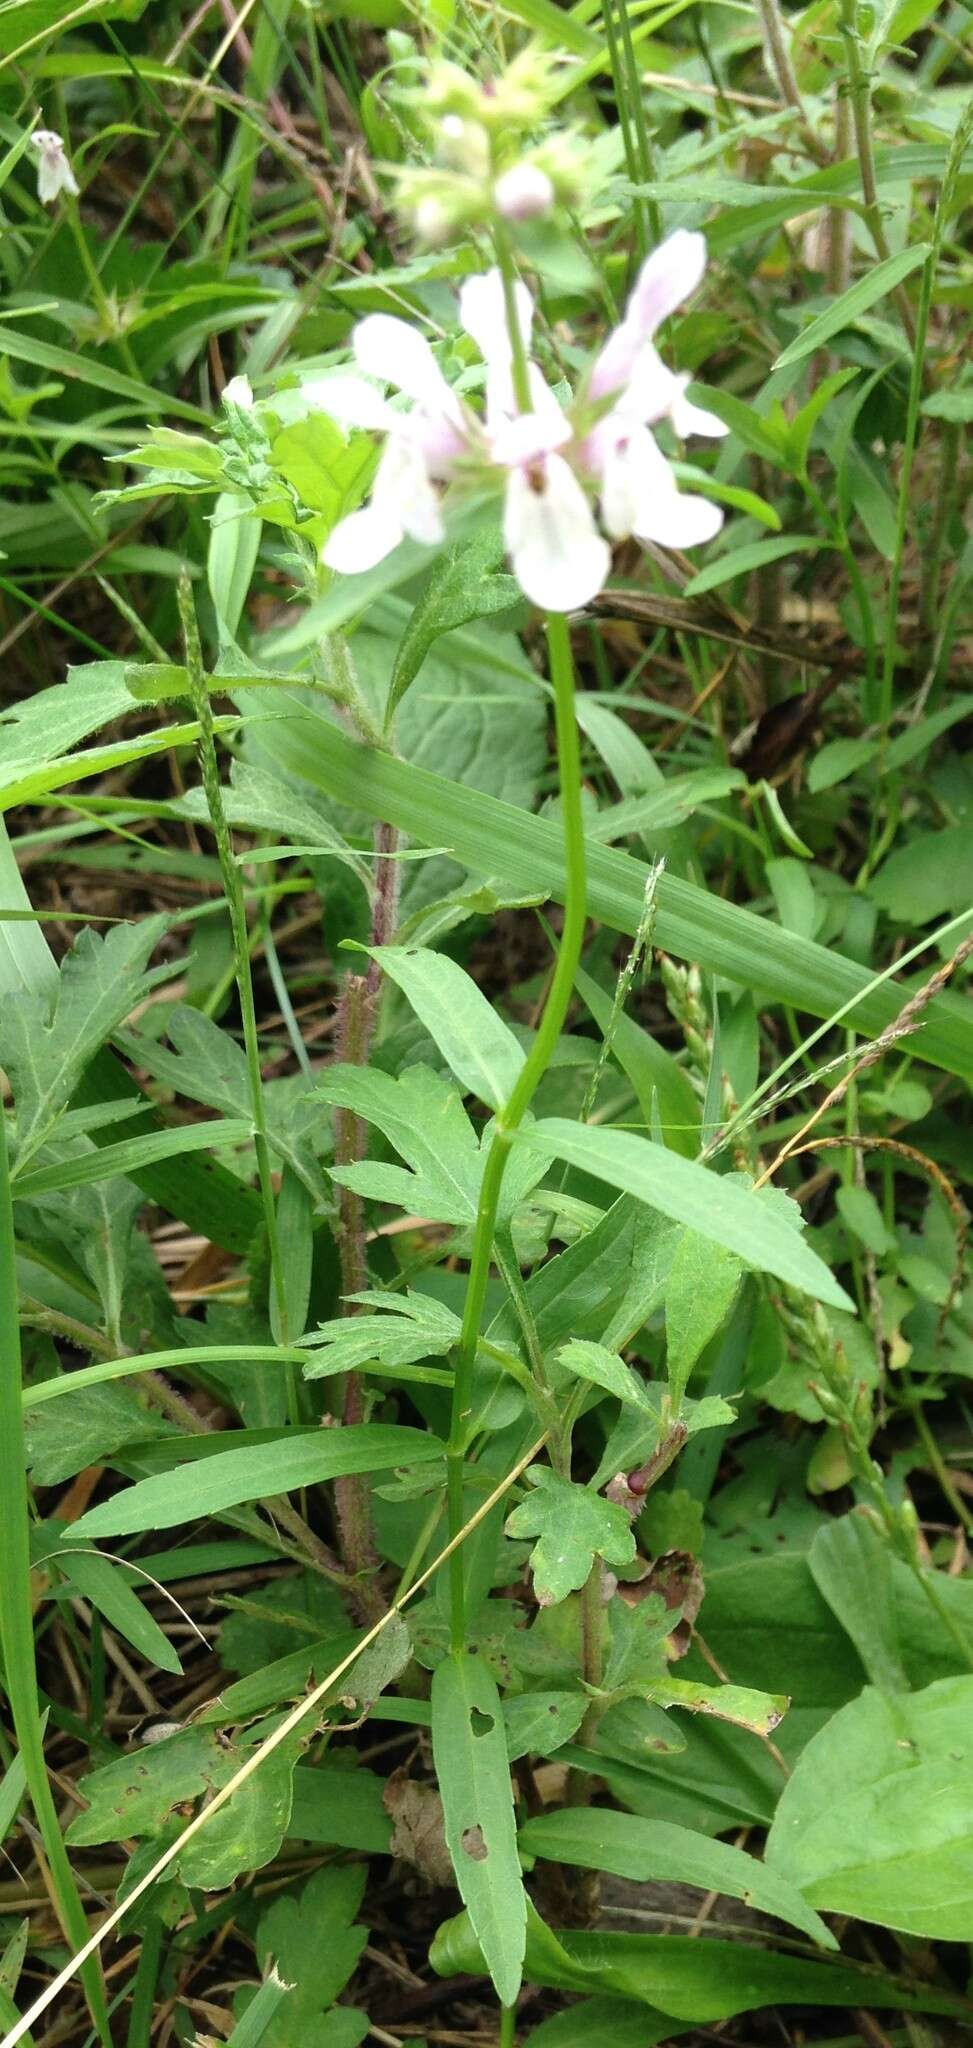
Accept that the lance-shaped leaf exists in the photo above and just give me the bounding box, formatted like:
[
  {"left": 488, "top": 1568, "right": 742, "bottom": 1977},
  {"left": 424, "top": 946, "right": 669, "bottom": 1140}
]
[
  {"left": 387, "top": 533, "right": 520, "bottom": 725},
  {"left": 431, "top": 1652, "right": 527, "bottom": 2007},
  {"left": 317, "top": 1064, "right": 546, "bottom": 1226},
  {"left": 367, "top": 946, "right": 524, "bottom": 1110}
]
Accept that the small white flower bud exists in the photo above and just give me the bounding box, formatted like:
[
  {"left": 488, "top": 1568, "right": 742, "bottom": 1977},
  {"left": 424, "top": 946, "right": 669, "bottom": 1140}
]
[
  {"left": 222, "top": 375, "right": 254, "bottom": 411},
  {"left": 414, "top": 194, "right": 453, "bottom": 245},
  {"left": 494, "top": 161, "right": 555, "bottom": 222},
  {"left": 31, "top": 129, "right": 79, "bottom": 206}
]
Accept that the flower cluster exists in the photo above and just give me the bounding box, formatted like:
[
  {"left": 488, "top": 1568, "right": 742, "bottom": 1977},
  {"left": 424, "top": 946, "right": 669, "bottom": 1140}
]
[
  {"left": 396, "top": 51, "right": 582, "bottom": 242},
  {"left": 317, "top": 230, "right": 726, "bottom": 614}
]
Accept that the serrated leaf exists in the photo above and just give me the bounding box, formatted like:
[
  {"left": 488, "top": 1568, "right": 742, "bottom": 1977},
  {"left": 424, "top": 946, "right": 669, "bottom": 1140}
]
[
  {"left": 250, "top": 1865, "right": 368, "bottom": 2042},
  {"left": 431, "top": 1652, "right": 527, "bottom": 2006},
  {"left": 387, "top": 533, "right": 519, "bottom": 726},
  {"left": 1, "top": 919, "right": 167, "bottom": 1161},
  {"left": 302, "top": 1291, "right": 459, "bottom": 1382},
  {"left": 505, "top": 1467, "right": 636, "bottom": 1606},
  {"left": 318, "top": 1064, "right": 545, "bottom": 1226}
]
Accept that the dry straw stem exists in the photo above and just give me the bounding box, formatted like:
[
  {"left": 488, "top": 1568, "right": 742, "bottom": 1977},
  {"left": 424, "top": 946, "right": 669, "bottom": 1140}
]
[
  {"left": 0, "top": 1433, "right": 549, "bottom": 2048},
  {"left": 788, "top": 1133, "right": 967, "bottom": 1334},
  {"left": 755, "top": 926, "right": 973, "bottom": 1190}
]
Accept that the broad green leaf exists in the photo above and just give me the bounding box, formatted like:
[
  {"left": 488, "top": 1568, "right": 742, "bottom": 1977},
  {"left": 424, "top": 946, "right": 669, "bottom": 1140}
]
[
  {"left": 318, "top": 1064, "right": 546, "bottom": 1226},
  {"left": 809, "top": 1514, "right": 908, "bottom": 1693},
  {"left": 664, "top": 1230, "right": 742, "bottom": 1409},
  {"left": 368, "top": 946, "right": 525, "bottom": 1110},
  {"left": 119, "top": 1006, "right": 320, "bottom": 1195},
  {"left": 288, "top": 1764, "right": 392, "bottom": 1854},
  {"left": 870, "top": 826, "right": 973, "bottom": 925},
  {"left": 588, "top": 770, "right": 745, "bottom": 842},
  {"left": 246, "top": 1865, "right": 368, "bottom": 2048},
  {"left": 1, "top": 920, "right": 166, "bottom": 1162},
  {"left": 807, "top": 737, "right": 879, "bottom": 792},
  {"left": 243, "top": 690, "right": 973, "bottom": 1085},
  {"left": 431, "top": 1652, "right": 527, "bottom": 2006},
  {"left": 774, "top": 246, "right": 930, "bottom": 368},
  {"left": 836, "top": 1185, "right": 894, "bottom": 1256},
  {"left": 179, "top": 762, "right": 373, "bottom": 890},
  {"left": 177, "top": 1725, "right": 311, "bottom": 1889},
  {"left": 24, "top": 1381, "right": 174, "bottom": 1485},
  {"left": 519, "top": 1809, "right": 835, "bottom": 1948},
  {"left": 683, "top": 535, "right": 821, "bottom": 599},
  {"left": 503, "top": 1692, "right": 587, "bottom": 1761},
  {"left": 302, "top": 1292, "right": 459, "bottom": 1384},
  {"left": 72, "top": 1424, "right": 444, "bottom": 1537},
  {"left": 518, "top": 1121, "right": 852, "bottom": 1310},
  {"left": 504, "top": 1467, "right": 636, "bottom": 1604},
  {"left": 67, "top": 1725, "right": 240, "bottom": 1846},
  {"left": 431, "top": 1898, "right": 965, "bottom": 2021},
  {"left": 209, "top": 497, "right": 262, "bottom": 644},
  {"left": 386, "top": 533, "right": 519, "bottom": 725},
  {"left": 766, "top": 1677, "right": 973, "bottom": 1938}
]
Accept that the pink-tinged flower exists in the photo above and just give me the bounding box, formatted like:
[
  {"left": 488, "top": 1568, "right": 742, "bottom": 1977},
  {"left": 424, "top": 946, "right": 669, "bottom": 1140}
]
[
  {"left": 459, "top": 268, "right": 609, "bottom": 609},
  {"left": 31, "top": 128, "right": 79, "bottom": 205},
  {"left": 316, "top": 234, "right": 725, "bottom": 608},
  {"left": 319, "top": 314, "right": 468, "bottom": 574}
]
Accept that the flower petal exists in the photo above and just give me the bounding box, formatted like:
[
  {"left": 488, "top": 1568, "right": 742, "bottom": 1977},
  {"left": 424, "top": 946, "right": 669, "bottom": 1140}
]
[
  {"left": 503, "top": 454, "right": 610, "bottom": 612},
  {"left": 374, "top": 434, "right": 445, "bottom": 547},
  {"left": 303, "top": 373, "right": 394, "bottom": 432},
  {"left": 668, "top": 374, "right": 729, "bottom": 439},
  {"left": 626, "top": 229, "right": 707, "bottom": 340},
  {"left": 323, "top": 503, "right": 404, "bottom": 575},
  {"left": 596, "top": 422, "right": 675, "bottom": 541},
  {"left": 459, "top": 268, "right": 534, "bottom": 368},
  {"left": 634, "top": 487, "right": 723, "bottom": 550},
  {"left": 353, "top": 314, "right": 456, "bottom": 416}
]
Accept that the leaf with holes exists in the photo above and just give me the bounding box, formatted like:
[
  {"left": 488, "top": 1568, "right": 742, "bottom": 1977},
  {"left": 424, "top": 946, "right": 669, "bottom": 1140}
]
[{"left": 431, "top": 1652, "right": 526, "bottom": 2007}]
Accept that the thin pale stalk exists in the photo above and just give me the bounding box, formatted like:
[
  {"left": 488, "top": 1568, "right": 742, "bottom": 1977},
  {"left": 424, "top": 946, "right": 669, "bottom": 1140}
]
[
  {"left": 447, "top": 614, "right": 587, "bottom": 1652},
  {"left": 837, "top": 0, "right": 917, "bottom": 345},
  {"left": 0, "top": 1108, "right": 111, "bottom": 2046}
]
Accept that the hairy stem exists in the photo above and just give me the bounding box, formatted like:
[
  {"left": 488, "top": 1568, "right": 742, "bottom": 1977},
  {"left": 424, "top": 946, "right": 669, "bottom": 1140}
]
[
  {"left": 447, "top": 613, "right": 587, "bottom": 1652},
  {"left": 178, "top": 570, "right": 292, "bottom": 1360}
]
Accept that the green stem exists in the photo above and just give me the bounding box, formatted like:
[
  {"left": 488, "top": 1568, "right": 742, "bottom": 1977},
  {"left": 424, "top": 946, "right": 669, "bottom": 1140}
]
[
  {"left": 447, "top": 614, "right": 587, "bottom": 1652},
  {"left": 493, "top": 218, "right": 532, "bottom": 416},
  {"left": 499, "top": 2002, "right": 518, "bottom": 2048},
  {"left": 613, "top": 0, "right": 662, "bottom": 243},
  {"left": 837, "top": 0, "right": 916, "bottom": 346},
  {"left": 0, "top": 1109, "right": 112, "bottom": 2045},
  {"left": 601, "top": 0, "right": 647, "bottom": 261},
  {"left": 177, "top": 572, "right": 292, "bottom": 1363}
]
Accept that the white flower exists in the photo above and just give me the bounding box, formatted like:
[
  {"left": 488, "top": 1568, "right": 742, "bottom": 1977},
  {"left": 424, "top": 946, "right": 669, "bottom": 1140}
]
[
  {"left": 494, "top": 162, "right": 555, "bottom": 221},
  {"left": 504, "top": 454, "right": 610, "bottom": 612},
  {"left": 222, "top": 375, "right": 254, "bottom": 411},
  {"left": 579, "top": 231, "right": 727, "bottom": 552},
  {"left": 31, "top": 129, "right": 79, "bottom": 205},
  {"left": 319, "top": 314, "right": 467, "bottom": 575}
]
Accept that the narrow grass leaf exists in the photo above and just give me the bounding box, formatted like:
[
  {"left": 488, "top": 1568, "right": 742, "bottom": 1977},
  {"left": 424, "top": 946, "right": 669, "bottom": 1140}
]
[{"left": 774, "top": 246, "right": 930, "bottom": 368}]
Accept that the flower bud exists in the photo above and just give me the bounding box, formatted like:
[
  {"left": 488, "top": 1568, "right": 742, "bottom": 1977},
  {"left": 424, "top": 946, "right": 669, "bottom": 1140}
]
[
  {"left": 222, "top": 375, "right": 254, "bottom": 412},
  {"left": 494, "top": 161, "right": 554, "bottom": 221}
]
